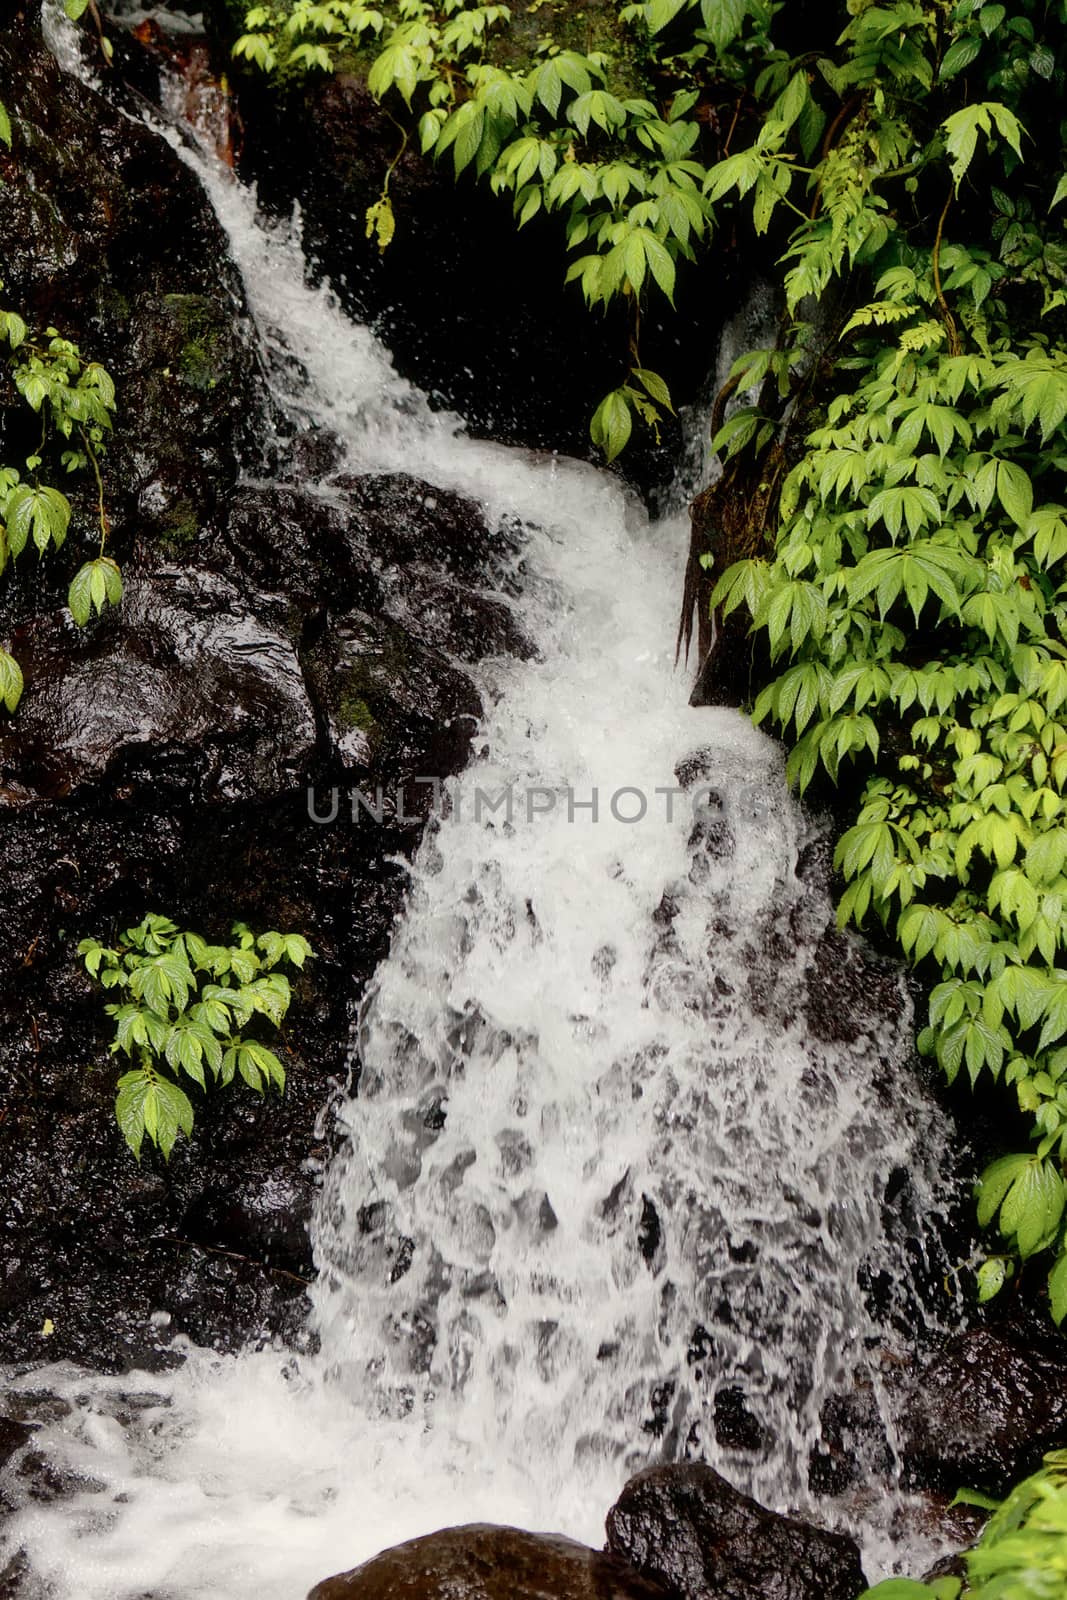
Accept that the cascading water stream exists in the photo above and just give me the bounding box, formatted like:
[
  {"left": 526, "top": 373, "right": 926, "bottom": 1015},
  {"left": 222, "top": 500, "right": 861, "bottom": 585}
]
[{"left": 1, "top": 20, "right": 962, "bottom": 1596}]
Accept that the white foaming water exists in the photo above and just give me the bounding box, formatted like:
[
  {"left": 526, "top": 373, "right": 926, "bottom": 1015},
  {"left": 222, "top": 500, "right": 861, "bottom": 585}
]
[{"left": 3, "top": 45, "right": 959, "bottom": 1598}]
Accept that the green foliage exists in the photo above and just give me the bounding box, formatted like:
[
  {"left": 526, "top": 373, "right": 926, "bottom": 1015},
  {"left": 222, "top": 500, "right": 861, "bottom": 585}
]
[
  {"left": 80, "top": 915, "right": 315, "bottom": 1159},
  {"left": 687, "top": 0, "right": 1067, "bottom": 1315},
  {"left": 0, "top": 276, "right": 120, "bottom": 707},
  {"left": 862, "top": 1450, "right": 1067, "bottom": 1600},
  {"left": 0, "top": 64, "right": 122, "bottom": 702},
  {"left": 226, "top": 0, "right": 1067, "bottom": 482},
  {"left": 231, "top": 0, "right": 770, "bottom": 454}
]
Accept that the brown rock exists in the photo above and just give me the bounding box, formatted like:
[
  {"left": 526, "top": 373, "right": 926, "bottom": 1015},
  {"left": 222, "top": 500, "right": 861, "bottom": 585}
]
[
  {"left": 900, "top": 1321, "right": 1067, "bottom": 1495},
  {"left": 605, "top": 1464, "right": 866, "bottom": 1600},
  {"left": 307, "top": 1523, "right": 671, "bottom": 1600}
]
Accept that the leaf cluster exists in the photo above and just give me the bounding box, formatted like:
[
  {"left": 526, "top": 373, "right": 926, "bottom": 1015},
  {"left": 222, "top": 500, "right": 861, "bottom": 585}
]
[
  {"left": 231, "top": 0, "right": 1067, "bottom": 470},
  {"left": 79, "top": 915, "right": 315, "bottom": 1158},
  {"left": 231, "top": 0, "right": 781, "bottom": 453}
]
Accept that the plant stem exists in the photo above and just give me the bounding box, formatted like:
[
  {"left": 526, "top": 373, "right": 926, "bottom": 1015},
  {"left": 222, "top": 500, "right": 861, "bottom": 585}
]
[
  {"left": 932, "top": 186, "right": 961, "bottom": 356},
  {"left": 81, "top": 429, "right": 110, "bottom": 553}
]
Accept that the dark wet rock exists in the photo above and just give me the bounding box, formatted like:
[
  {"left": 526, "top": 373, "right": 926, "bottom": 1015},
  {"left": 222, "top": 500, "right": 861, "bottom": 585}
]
[
  {"left": 0, "top": 14, "right": 263, "bottom": 553},
  {"left": 306, "top": 611, "right": 477, "bottom": 792},
  {"left": 605, "top": 1463, "right": 866, "bottom": 1600},
  {"left": 900, "top": 1320, "right": 1067, "bottom": 1495},
  {"left": 713, "top": 1387, "right": 771, "bottom": 1456},
  {"left": 0, "top": 567, "right": 316, "bottom": 804},
  {"left": 802, "top": 926, "right": 908, "bottom": 1049},
  {"left": 218, "top": 477, "right": 528, "bottom": 666},
  {"left": 0, "top": 1417, "right": 34, "bottom": 1476},
  {"left": 307, "top": 1525, "right": 671, "bottom": 1600},
  {"left": 808, "top": 1386, "right": 893, "bottom": 1497},
  {"left": 0, "top": 1551, "right": 37, "bottom": 1600}
]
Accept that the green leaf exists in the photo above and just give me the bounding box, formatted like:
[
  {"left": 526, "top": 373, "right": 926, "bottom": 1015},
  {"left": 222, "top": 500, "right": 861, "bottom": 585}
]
[
  {"left": 976, "top": 1256, "right": 1009, "bottom": 1302},
  {"left": 940, "top": 37, "right": 981, "bottom": 80},
  {"left": 997, "top": 460, "right": 1033, "bottom": 527},
  {"left": 1049, "top": 1249, "right": 1067, "bottom": 1324},
  {"left": 0, "top": 648, "right": 23, "bottom": 713},
  {"left": 446, "top": 101, "right": 484, "bottom": 176},
  {"left": 114, "top": 1069, "right": 194, "bottom": 1160},
  {"left": 645, "top": 0, "right": 688, "bottom": 32},
  {"left": 1026, "top": 831, "right": 1067, "bottom": 885},
  {"left": 6, "top": 484, "right": 71, "bottom": 555},
  {"left": 241, "top": 1039, "right": 286, "bottom": 1090},
  {"left": 282, "top": 934, "right": 314, "bottom": 967},
  {"left": 942, "top": 102, "right": 1026, "bottom": 189},
  {"left": 976, "top": 1152, "right": 1031, "bottom": 1227},
  {"left": 997, "top": 1157, "right": 1066, "bottom": 1257},
  {"left": 0, "top": 102, "right": 11, "bottom": 151},
  {"left": 950, "top": 1486, "right": 1002, "bottom": 1511},
  {"left": 699, "top": 0, "right": 747, "bottom": 53},
  {"left": 68, "top": 558, "right": 123, "bottom": 627},
  {"left": 222, "top": 1039, "right": 285, "bottom": 1093},
  {"left": 590, "top": 388, "right": 633, "bottom": 463},
  {"left": 632, "top": 368, "right": 673, "bottom": 410}
]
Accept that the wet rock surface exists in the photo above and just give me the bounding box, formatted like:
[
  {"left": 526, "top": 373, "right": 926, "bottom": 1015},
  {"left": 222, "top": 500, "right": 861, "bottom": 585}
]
[
  {"left": 307, "top": 1525, "right": 672, "bottom": 1600},
  {"left": 899, "top": 1317, "right": 1067, "bottom": 1495},
  {"left": 0, "top": 10, "right": 263, "bottom": 552},
  {"left": 0, "top": 11, "right": 524, "bottom": 1371},
  {"left": 604, "top": 1464, "right": 866, "bottom": 1600}
]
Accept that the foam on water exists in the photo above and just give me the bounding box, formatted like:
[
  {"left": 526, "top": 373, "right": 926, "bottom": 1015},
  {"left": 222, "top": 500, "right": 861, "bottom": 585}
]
[{"left": 2, "top": 32, "right": 961, "bottom": 1597}]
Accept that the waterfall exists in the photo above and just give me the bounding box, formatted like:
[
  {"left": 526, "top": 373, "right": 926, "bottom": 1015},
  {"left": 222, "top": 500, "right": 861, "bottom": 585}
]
[{"left": 1, "top": 20, "right": 961, "bottom": 1597}]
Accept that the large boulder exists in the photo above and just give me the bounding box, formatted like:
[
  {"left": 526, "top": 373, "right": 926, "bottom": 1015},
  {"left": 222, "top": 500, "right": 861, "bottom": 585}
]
[
  {"left": 899, "top": 1319, "right": 1067, "bottom": 1495},
  {"left": 0, "top": 566, "right": 318, "bottom": 805},
  {"left": 604, "top": 1464, "right": 866, "bottom": 1600},
  {"left": 307, "top": 1525, "right": 671, "bottom": 1600}
]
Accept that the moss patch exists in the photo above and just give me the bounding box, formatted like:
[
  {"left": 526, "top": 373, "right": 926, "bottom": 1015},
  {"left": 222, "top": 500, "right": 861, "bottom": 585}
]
[
  {"left": 156, "top": 496, "right": 201, "bottom": 551},
  {"left": 337, "top": 691, "right": 378, "bottom": 734},
  {"left": 162, "top": 293, "right": 229, "bottom": 392}
]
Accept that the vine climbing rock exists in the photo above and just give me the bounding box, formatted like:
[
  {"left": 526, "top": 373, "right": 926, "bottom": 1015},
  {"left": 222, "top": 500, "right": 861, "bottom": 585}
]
[
  {"left": 604, "top": 1464, "right": 866, "bottom": 1600},
  {"left": 306, "top": 1525, "right": 672, "bottom": 1600}
]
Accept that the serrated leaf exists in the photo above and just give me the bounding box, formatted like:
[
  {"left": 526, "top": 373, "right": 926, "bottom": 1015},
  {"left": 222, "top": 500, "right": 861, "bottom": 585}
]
[
  {"left": 68, "top": 558, "right": 123, "bottom": 627},
  {"left": 976, "top": 1152, "right": 1031, "bottom": 1227},
  {"left": 633, "top": 368, "right": 673, "bottom": 410},
  {"left": 114, "top": 1069, "right": 193, "bottom": 1160},
  {"left": 940, "top": 36, "right": 981, "bottom": 80}
]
